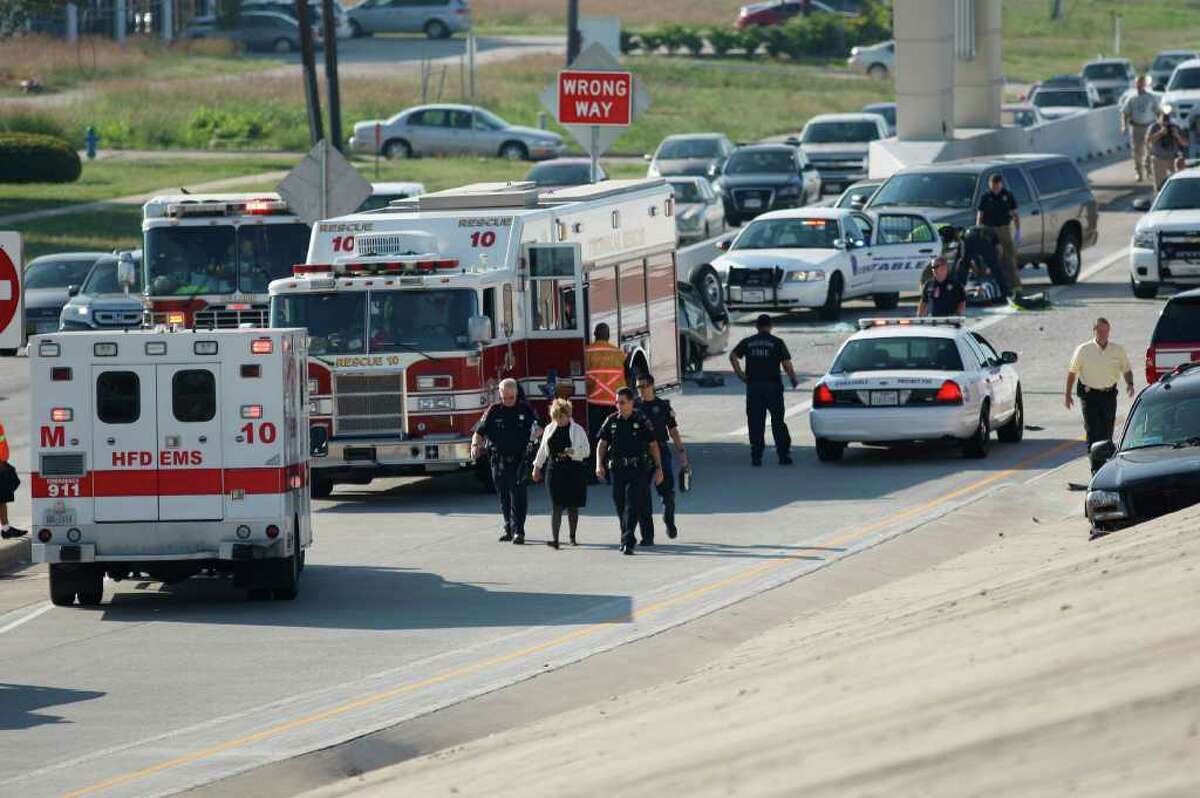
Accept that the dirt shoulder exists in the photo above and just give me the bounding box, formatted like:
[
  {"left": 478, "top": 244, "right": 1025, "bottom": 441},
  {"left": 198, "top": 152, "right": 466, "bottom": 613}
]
[{"left": 307, "top": 491, "right": 1200, "bottom": 798}]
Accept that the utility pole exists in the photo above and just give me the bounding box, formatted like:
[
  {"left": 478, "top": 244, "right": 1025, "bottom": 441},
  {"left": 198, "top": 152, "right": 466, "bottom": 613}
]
[
  {"left": 294, "top": 0, "right": 324, "bottom": 146},
  {"left": 1050, "top": 0, "right": 1063, "bottom": 21},
  {"left": 566, "top": 0, "right": 580, "bottom": 66},
  {"left": 321, "top": 0, "right": 343, "bottom": 152}
]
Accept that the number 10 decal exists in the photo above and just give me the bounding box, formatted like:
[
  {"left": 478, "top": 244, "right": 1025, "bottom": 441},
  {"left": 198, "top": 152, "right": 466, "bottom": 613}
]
[
  {"left": 470, "top": 231, "right": 496, "bottom": 248},
  {"left": 241, "top": 422, "right": 277, "bottom": 444}
]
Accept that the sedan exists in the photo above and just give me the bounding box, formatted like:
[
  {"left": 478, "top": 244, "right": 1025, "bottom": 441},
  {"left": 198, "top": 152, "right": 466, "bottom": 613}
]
[
  {"left": 736, "top": 0, "right": 856, "bottom": 29},
  {"left": 668, "top": 177, "right": 726, "bottom": 244},
  {"left": 525, "top": 158, "right": 607, "bottom": 187},
  {"left": 1029, "top": 87, "right": 1096, "bottom": 120},
  {"left": 348, "top": 0, "right": 470, "bottom": 39},
  {"left": 847, "top": 39, "right": 893, "bottom": 80},
  {"left": 1150, "top": 50, "right": 1200, "bottom": 92},
  {"left": 348, "top": 104, "right": 565, "bottom": 161},
  {"left": 810, "top": 318, "right": 1023, "bottom": 461},
  {"left": 645, "top": 133, "right": 736, "bottom": 179},
  {"left": 861, "top": 102, "right": 896, "bottom": 136},
  {"left": 713, "top": 144, "right": 821, "bottom": 226},
  {"left": 23, "top": 252, "right": 106, "bottom": 338}
]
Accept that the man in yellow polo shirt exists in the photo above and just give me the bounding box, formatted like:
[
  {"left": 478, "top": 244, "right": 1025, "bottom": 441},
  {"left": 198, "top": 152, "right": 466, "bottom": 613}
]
[{"left": 1065, "top": 317, "right": 1135, "bottom": 463}]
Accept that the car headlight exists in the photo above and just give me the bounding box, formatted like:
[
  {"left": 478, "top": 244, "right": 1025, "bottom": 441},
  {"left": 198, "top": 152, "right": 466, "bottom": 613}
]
[
  {"left": 308, "top": 398, "right": 333, "bottom": 415},
  {"left": 1086, "top": 489, "right": 1127, "bottom": 520},
  {"left": 1132, "top": 229, "right": 1156, "bottom": 250},
  {"left": 418, "top": 396, "right": 454, "bottom": 411},
  {"left": 76, "top": 305, "right": 90, "bottom": 316},
  {"left": 786, "top": 270, "right": 827, "bottom": 282}
]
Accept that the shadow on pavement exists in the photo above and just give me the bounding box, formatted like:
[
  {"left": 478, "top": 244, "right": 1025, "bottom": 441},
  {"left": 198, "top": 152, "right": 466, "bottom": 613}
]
[
  {"left": 99, "top": 566, "right": 632, "bottom": 629},
  {"left": 0, "top": 683, "right": 106, "bottom": 731}
]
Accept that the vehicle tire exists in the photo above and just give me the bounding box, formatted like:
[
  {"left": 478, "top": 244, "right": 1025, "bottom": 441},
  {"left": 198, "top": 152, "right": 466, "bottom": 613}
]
[
  {"left": 691, "top": 265, "right": 726, "bottom": 321},
  {"left": 872, "top": 292, "right": 900, "bottom": 310},
  {"left": 963, "top": 405, "right": 991, "bottom": 458},
  {"left": 273, "top": 37, "right": 294, "bottom": 54},
  {"left": 311, "top": 475, "right": 334, "bottom": 499},
  {"left": 815, "top": 438, "right": 845, "bottom": 462},
  {"left": 273, "top": 527, "right": 301, "bottom": 601},
  {"left": 424, "top": 19, "right": 450, "bottom": 39},
  {"left": 349, "top": 19, "right": 364, "bottom": 38},
  {"left": 1047, "top": 227, "right": 1082, "bottom": 284},
  {"left": 996, "top": 388, "right": 1024, "bottom": 443},
  {"left": 382, "top": 139, "right": 412, "bottom": 160},
  {"left": 498, "top": 141, "right": 529, "bottom": 161},
  {"left": 1131, "top": 278, "right": 1159, "bottom": 299},
  {"left": 867, "top": 63, "right": 889, "bottom": 80},
  {"left": 817, "top": 273, "right": 844, "bottom": 321},
  {"left": 49, "top": 565, "right": 76, "bottom": 607}
]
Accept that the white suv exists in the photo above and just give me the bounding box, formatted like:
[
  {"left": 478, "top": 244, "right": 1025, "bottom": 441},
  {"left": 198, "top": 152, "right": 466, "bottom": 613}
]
[
  {"left": 1130, "top": 167, "right": 1200, "bottom": 298},
  {"left": 1162, "top": 57, "right": 1200, "bottom": 127}
]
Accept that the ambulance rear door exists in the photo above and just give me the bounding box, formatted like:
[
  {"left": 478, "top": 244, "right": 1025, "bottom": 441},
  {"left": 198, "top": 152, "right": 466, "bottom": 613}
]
[
  {"left": 157, "top": 362, "right": 224, "bottom": 521},
  {"left": 92, "top": 364, "right": 159, "bottom": 522}
]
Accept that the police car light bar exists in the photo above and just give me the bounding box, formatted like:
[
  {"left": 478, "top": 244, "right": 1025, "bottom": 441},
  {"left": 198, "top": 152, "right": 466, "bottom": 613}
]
[
  {"left": 857, "top": 317, "right": 966, "bottom": 330},
  {"left": 166, "top": 199, "right": 291, "bottom": 218},
  {"left": 244, "top": 199, "right": 289, "bottom": 215},
  {"left": 293, "top": 258, "right": 460, "bottom": 277}
]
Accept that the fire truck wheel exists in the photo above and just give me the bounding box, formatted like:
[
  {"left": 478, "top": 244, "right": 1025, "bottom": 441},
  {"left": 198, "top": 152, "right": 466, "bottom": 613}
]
[{"left": 311, "top": 476, "right": 334, "bottom": 499}]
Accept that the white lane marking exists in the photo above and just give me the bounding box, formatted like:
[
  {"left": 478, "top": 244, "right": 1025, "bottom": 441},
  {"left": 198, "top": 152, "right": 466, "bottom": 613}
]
[
  {"left": 0, "top": 602, "right": 52, "bottom": 635},
  {"left": 721, "top": 247, "right": 1132, "bottom": 437}
]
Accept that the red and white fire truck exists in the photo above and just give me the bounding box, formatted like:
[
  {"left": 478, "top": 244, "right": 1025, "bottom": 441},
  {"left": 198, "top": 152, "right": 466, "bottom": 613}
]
[
  {"left": 29, "top": 327, "right": 313, "bottom": 605},
  {"left": 271, "top": 179, "right": 679, "bottom": 497},
  {"left": 142, "top": 192, "right": 311, "bottom": 329}
]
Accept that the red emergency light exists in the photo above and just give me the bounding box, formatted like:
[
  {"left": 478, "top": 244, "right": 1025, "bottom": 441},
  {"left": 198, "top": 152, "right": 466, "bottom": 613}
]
[
  {"left": 250, "top": 337, "right": 274, "bottom": 355},
  {"left": 51, "top": 407, "right": 73, "bottom": 422},
  {"left": 244, "top": 199, "right": 289, "bottom": 216}
]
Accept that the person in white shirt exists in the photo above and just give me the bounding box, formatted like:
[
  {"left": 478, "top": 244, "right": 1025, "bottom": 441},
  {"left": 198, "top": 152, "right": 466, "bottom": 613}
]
[
  {"left": 1120, "top": 76, "right": 1161, "bottom": 182},
  {"left": 532, "top": 398, "right": 591, "bottom": 549}
]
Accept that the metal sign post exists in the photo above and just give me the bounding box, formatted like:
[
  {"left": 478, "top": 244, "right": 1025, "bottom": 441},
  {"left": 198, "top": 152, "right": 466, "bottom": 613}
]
[
  {"left": 0, "top": 232, "right": 24, "bottom": 355},
  {"left": 590, "top": 126, "right": 599, "bottom": 183}
]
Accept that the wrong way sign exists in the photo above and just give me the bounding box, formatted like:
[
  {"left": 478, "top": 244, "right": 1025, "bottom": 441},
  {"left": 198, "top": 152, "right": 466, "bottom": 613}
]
[
  {"left": 0, "top": 232, "right": 22, "bottom": 355},
  {"left": 557, "top": 70, "right": 632, "bottom": 126}
]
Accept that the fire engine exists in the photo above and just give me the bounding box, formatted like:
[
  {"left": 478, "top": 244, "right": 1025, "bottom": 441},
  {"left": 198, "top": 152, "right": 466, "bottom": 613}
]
[
  {"left": 142, "top": 192, "right": 311, "bottom": 329},
  {"left": 271, "top": 179, "right": 679, "bottom": 497},
  {"left": 28, "top": 327, "right": 313, "bottom": 605}
]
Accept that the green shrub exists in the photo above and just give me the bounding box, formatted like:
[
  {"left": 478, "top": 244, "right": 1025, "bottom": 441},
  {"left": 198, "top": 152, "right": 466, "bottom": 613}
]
[
  {"left": 847, "top": 0, "right": 891, "bottom": 48},
  {"left": 706, "top": 26, "right": 739, "bottom": 58},
  {"left": 638, "top": 30, "right": 663, "bottom": 53},
  {"left": 658, "top": 25, "right": 689, "bottom": 54},
  {"left": 678, "top": 27, "right": 706, "bottom": 56},
  {"left": 0, "top": 111, "right": 70, "bottom": 143},
  {"left": 735, "top": 27, "right": 764, "bottom": 58},
  {"left": 619, "top": 29, "right": 639, "bottom": 54},
  {"left": 0, "top": 133, "right": 81, "bottom": 183},
  {"left": 762, "top": 26, "right": 790, "bottom": 58}
]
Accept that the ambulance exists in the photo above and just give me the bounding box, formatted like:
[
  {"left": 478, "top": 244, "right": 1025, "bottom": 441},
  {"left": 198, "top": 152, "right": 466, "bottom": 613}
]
[
  {"left": 142, "top": 192, "right": 311, "bottom": 329},
  {"left": 272, "top": 179, "right": 680, "bottom": 497},
  {"left": 29, "top": 327, "right": 313, "bottom": 606}
]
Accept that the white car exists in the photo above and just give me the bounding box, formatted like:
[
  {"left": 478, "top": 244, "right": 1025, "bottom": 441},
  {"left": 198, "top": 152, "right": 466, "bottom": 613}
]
[
  {"left": 810, "top": 318, "right": 1024, "bottom": 461},
  {"left": 668, "top": 177, "right": 727, "bottom": 244},
  {"left": 847, "top": 40, "right": 894, "bottom": 79},
  {"left": 1162, "top": 57, "right": 1200, "bottom": 127},
  {"left": 1130, "top": 167, "right": 1200, "bottom": 298},
  {"left": 1029, "top": 86, "right": 1096, "bottom": 120},
  {"left": 714, "top": 207, "right": 942, "bottom": 320}
]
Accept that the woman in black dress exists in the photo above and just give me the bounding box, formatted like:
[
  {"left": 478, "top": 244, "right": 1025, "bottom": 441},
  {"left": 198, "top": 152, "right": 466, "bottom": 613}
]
[{"left": 532, "top": 398, "right": 590, "bottom": 549}]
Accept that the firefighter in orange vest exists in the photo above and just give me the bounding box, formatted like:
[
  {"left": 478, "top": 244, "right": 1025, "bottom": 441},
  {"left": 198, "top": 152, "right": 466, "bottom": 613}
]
[
  {"left": 0, "top": 419, "right": 25, "bottom": 540},
  {"left": 585, "top": 323, "right": 627, "bottom": 478}
]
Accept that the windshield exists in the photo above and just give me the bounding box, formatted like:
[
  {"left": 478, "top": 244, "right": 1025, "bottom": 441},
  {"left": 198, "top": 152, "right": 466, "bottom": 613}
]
[
  {"left": 724, "top": 150, "right": 794, "bottom": 175},
  {"left": 801, "top": 121, "right": 880, "bottom": 143},
  {"left": 1152, "top": 298, "right": 1200, "bottom": 344},
  {"left": 24, "top": 258, "right": 95, "bottom": 289},
  {"left": 870, "top": 172, "right": 977, "bottom": 209},
  {"left": 1168, "top": 68, "right": 1200, "bottom": 91},
  {"left": 1152, "top": 178, "right": 1200, "bottom": 211},
  {"left": 81, "top": 257, "right": 142, "bottom": 295},
  {"left": 1083, "top": 63, "right": 1128, "bottom": 80},
  {"left": 1153, "top": 54, "right": 1193, "bottom": 71},
  {"left": 733, "top": 218, "right": 839, "bottom": 250},
  {"left": 669, "top": 181, "right": 703, "bottom": 203},
  {"left": 657, "top": 138, "right": 721, "bottom": 160},
  {"left": 474, "top": 109, "right": 508, "bottom": 131},
  {"left": 1033, "top": 90, "right": 1089, "bottom": 107},
  {"left": 527, "top": 162, "right": 591, "bottom": 186},
  {"left": 369, "top": 289, "right": 478, "bottom": 352},
  {"left": 271, "top": 293, "right": 366, "bottom": 356},
  {"left": 1123, "top": 390, "right": 1200, "bottom": 449},
  {"left": 832, "top": 336, "right": 964, "bottom": 373},
  {"left": 145, "top": 222, "right": 309, "bottom": 297}
]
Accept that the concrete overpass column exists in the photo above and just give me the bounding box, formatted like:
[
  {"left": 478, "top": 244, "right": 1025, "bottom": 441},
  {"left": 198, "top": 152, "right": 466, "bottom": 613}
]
[
  {"left": 114, "top": 0, "right": 126, "bottom": 43},
  {"left": 954, "top": 0, "right": 1003, "bottom": 129},
  {"left": 894, "top": 0, "right": 956, "bottom": 141},
  {"left": 65, "top": 3, "right": 78, "bottom": 43},
  {"left": 161, "top": 0, "right": 173, "bottom": 41}
]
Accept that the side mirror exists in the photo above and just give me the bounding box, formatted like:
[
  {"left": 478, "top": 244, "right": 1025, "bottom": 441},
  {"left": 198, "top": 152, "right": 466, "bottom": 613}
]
[
  {"left": 310, "top": 425, "right": 329, "bottom": 458},
  {"left": 1089, "top": 440, "right": 1116, "bottom": 471},
  {"left": 1132, "top": 197, "right": 1152, "bottom": 212},
  {"left": 117, "top": 255, "right": 137, "bottom": 291},
  {"left": 707, "top": 162, "right": 720, "bottom": 178},
  {"left": 1001, "top": 350, "right": 1018, "bottom": 364},
  {"left": 715, "top": 239, "right": 732, "bottom": 252},
  {"left": 67, "top": 284, "right": 80, "bottom": 297},
  {"left": 468, "top": 315, "right": 492, "bottom": 344}
]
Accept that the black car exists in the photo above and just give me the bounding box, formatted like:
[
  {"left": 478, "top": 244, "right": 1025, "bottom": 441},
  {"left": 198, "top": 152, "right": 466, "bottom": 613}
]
[
  {"left": 714, "top": 144, "right": 821, "bottom": 226},
  {"left": 1087, "top": 362, "right": 1200, "bottom": 536}
]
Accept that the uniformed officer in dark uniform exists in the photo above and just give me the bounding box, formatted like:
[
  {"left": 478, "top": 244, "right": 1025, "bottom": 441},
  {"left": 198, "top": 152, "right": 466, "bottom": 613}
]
[
  {"left": 730, "top": 314, "right": 799, "bottom": 467},
  {"left": 595, "top": 387, "right": 664, "bottom": 556},
  {"left": 471, "top": 378, "right": 540, "bottom": 545},
  {"left": 634, "top": 372, "right": 687, "bottom": 541},
  {"left": 917, "top": 257, "right": 967, "bottom": 317}
]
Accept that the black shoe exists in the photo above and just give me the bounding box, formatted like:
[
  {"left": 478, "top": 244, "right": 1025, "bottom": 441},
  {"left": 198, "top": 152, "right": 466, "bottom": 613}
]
[
  {"left": 639, "top": 539, "right": 655, "bottom": 547},
  {"left": 1, "top": 526, "right": 27, "bottom": 540},
  {"left": 778, "top": 454, "right": 794, "bottom": 465},
  {"left": 751, "top": 457, "right": 762, "bottom": 467},
  {"left": 512, "top": 534, "right": 525, "bottom": 545},
  {"left": 498, "top": 532, "right": 514, "bottom": 542},
  {"left": 547, "top": 540, "right": 560, "bottom": 550},
  {"left": 622, "top": 544, "right": 636, "bottom": 555},
  {"left": 666, "top": 525, "right": 678, "bottom": 540}
]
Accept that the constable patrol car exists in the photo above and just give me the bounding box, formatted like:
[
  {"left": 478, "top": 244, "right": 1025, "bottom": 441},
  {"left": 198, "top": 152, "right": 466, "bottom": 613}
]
[
  {"left": 810, "top": 318, "right": 1024, "bottom": 461},
  {"left": 714, "top": 207, "right": 943, "bottom": 320}
]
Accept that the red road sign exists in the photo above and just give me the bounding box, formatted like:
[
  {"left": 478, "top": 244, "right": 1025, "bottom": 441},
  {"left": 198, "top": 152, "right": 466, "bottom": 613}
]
[
  {"left": 0, "top": 246, "right": 18, "bottom": 338},
  {"left": 557, "top": 70, "right": 633, "bottom": 126}
]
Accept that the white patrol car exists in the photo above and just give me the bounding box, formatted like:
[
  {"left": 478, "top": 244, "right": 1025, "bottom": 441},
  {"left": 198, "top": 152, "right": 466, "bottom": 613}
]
[
  {"left": 1130, "top": 167, "right": 1200, "bottom": 298},
  {"left": 714, "top": 207, "right": 942, "bottom": 320},
  {"left": 809, "top": 317, "right": 1024, "bottom": 461}
]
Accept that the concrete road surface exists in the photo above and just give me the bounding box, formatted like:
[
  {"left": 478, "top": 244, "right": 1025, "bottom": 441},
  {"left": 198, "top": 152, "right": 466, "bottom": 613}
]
[{"left": 0, "top": 159, "right": 1163, "bottom": 798}]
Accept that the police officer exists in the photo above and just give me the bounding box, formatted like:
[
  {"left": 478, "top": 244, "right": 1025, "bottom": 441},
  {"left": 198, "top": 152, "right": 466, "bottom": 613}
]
[
  {"left": 976, "top": 173, "right": 1021, "bottom": 300},
  {"left": 730, "top": 314, "right": 799, "bottom": 467},
  {"left": 472, "top": 378, "right": 540, "bottom": 545},
  {"left": 917, "top": 257, "right": 967, "bottom": 318},
  {"left": 634, "top": 373, "right": 687, "bottom": 541},
  {"left": 595, "top": 387, "right": 664, "bottom": 556}
]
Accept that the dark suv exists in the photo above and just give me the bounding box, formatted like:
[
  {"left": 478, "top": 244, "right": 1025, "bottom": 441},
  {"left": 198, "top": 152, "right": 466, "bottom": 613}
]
[
  {"left": 865, "top": 154, "right": 1099, "bottom": 284},
  {"left": 713, "top": 144, "right": 821, "bottom": 226},
  {"left": 1087, "top": 363, "right": 1200, "bottom": 537}
]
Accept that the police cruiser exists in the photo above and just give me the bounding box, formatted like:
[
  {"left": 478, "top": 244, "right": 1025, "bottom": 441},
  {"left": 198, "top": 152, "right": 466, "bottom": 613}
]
[
  {"left": 715, "top": 207, "right": 942, "bottom": 320},
  {"left": 1129, "top": 166, "right": 1200, "bottom": 298},
  {"left": 810, "top": 317, "right": 1024, "bottom": 461}
]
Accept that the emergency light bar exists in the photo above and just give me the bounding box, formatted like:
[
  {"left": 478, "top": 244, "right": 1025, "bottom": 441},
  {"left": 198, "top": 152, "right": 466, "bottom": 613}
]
[
  {"left": 166, "top": 198, "right": 292, "bottom": 218},
  {"left": 293, "top": 257, "right": 460, "bottom": 277},
  {"left": 857, "top": 317, "right": 966, "bottom": 330}
]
